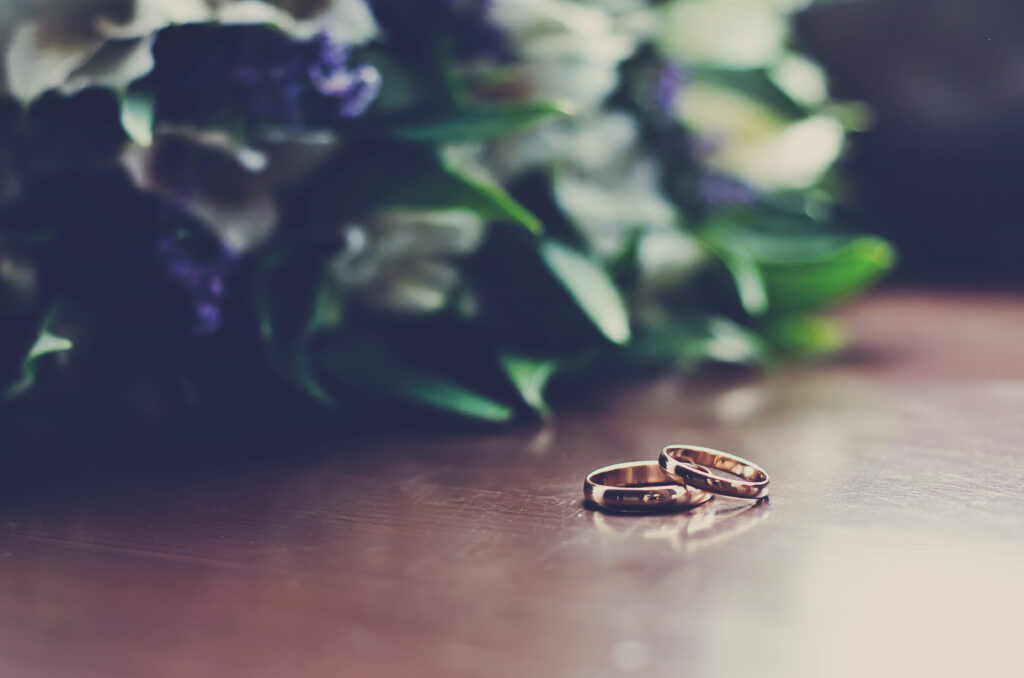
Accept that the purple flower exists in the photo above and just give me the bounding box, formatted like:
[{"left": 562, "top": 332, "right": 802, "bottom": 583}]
[
  {"left": 149, "top": 24, "right": 380, "bottom": 131},
  {"left": 653, "top": 62, "right": 689, "bottom": 117},
  {"left": 698, "top": 171, "right": 759, "bottom": 207},
  {"left": 157, "top": 231, "right": 236, "bottom": 335},
  {"left": 305, "top": 34, "right": 382, "bottom": 117}
]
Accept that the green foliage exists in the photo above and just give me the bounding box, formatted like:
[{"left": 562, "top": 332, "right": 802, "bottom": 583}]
[
  {"left": 300, "top": 143, "right": 540, "bottom": 233},
  {"left": 704, "top": 224, "right": 896, "bottom": 318},
  {"left": 388, "top": 101, "right": 573, "bottom": 143},
  {"left": 254, "top": 245, "right": 341, "bottom": 406},
  {"left": 384, "top": 163, "right": 541, "bottom": 233},
  {"left": 704, "top": 234, "right": 769, "bottom": 316},
  {"left": 540, "top": 241, "right": 631, "bottom": 346},
  {"left": 119, "top": 89, "right": 154, "bottom": 147},
  {"left": 628, "top": 315, "right": 765, "bottom": 368},
  {"left": 691, "top": 67, "right": 807, "bottom": 120},
  {"left": 760, "top": 314, "right": 847, "bottom": 356},
  {"left": 500, "top": 353, "right": 559, "bottom": 416},
  {"left": 759, "top": 236, "right": 895, "bottom": 313},
  {"left": 5, "top": 312, "right": 72, "bottom": 400},
  {"left": 318, "top": 336, "right": 513, "bottom": 422}
]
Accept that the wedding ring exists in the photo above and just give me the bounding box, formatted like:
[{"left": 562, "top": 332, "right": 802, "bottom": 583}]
[
  {"left": 584, "top": 460, "right": 712, "bottom": 513},
  {"left": 659, "top": 445, "right": 769, "bottom": 499}
]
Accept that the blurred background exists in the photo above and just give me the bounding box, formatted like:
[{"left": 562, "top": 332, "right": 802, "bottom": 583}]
[{"left": 798, "top": 0, "right": 1024, "bottom": 284}]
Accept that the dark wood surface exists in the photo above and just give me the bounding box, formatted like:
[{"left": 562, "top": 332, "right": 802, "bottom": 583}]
[{"left": 2, "top": 291, "right": 1024, "bottom": 678}]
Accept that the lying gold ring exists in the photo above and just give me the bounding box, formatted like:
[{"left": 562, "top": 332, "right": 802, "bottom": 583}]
[
  {"left": 659, "top": 445, "right": 769, "bottom": 500},
  {"left": 584, "top": 460, "right": 712, "bottom": 513}
]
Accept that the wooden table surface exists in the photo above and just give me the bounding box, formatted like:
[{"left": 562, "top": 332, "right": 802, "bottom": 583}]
[{"left": 2, "top": 291, "right": 1024, "bottom": 678}]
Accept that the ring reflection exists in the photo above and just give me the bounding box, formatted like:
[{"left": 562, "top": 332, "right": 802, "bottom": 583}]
[{"left": 589, "top": 497, "right": 769, "bottom": 553}]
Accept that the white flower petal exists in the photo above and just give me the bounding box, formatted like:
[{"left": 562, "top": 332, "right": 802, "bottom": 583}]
[
  {"left": 491, "top": 0, "right": 615, "bottom": 36},
  {"left": 0, "top": 252, "right": 37, "bottom": 303},
  {"left": 216, "top": 1, "right": 298, "bottom": 28},
  {"left": 361, "top": 260, "right": 460, "bottom": 313},
  {"left": 191, "top": 192, "right": 278, "bottom": 254},
  {"left": 710, "top": 115, "right": 845, "bottom": 191},
  {"left": 658, "top": 0, "right": 787, "bottom": 69},
  {"left": 554, "top": 158, "right": 676, "bottom": 258},
  {"left": 520, "top": 57, "right": 622, "bottom": 111},
  {"left": 770, "top": 54, "right": 830, "bottom": 107},
  {"left": 218, "top": 0, "right": 378, "bottom": 42},
  {"left": 370, "top": 209, "right": 486, "bottom": 258},
  {"left": 97, "top": 0, "right": 211, "bottom": 38},
  {"left": 518, "top": 29, "right": 634, "bottom": 109},
  {"left": 122, "top": 134, "right": 279, "bottom": 254},
  {"left": 62, "top": 36, "right": 155, "bottom": 95},
  {"left": 487, "top": 112, "right": 638, "bottom": 180},
  {"left": 328, "top": 208, "right": 485, "bottom": 314},
  {"left": 6, "top": 24, "right": 102, "bottom": 103},
  {"left": 300, "top": 0, "right": 378, "bottom": 44},
  {"left": 636, "top": 229, "right": 705, "bottom": 293},
  {"left": 490, "top": 0, "right": 636, "bottom": 111},
  {"left": 680, "top": 81, "right": 844, "bottom": 190}
]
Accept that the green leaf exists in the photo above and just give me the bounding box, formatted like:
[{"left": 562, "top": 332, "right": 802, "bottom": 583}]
[
  {"left": 6, "top": 328, "right": 72, "bottom": 400},
  {"left": 539, "top": 241, "right": 631, "bottom": 345},
  {"left": 254, "top": 251, "right": 341, "bottom": 406},
  {"left": 702, "top": 224, "right": 894, "bottom": 316},
  {"left": 628, "top": 315, "right": 764, "bottom": 368},
  {"left": 385, "top": 164, "right": 541, "bottom": 233},
  {"left": 302, "top": 143, "right": 540, "bottom": 233},
  {"left": 691, "top": 68, "right": 807, "bottom": 121},
  {"left": 318, "top": 338, "right": 513, "bottom": 422},
  {"left": 27, "top": 331, "right": 73, "bottom": 361},
  {"left": 707, "top": 238, "right": 769, "bottom": 316},
  {"left": 500, "top": 353, "right": 558, "bottom": 416},
  {"left": 120, "top": 90, "right": 154, "bottom": 147},
  {"left": 395, "top": 375, "right": 513, "bottom": 422},
  {"left": 759, "top": 236, "right": 895, "bottom": 313},
  {"left": 761, "top": 314, "right": 847, "bottom": 356},
  {"left": 389, "top": 101, "right": 572, "bottom": 143}
]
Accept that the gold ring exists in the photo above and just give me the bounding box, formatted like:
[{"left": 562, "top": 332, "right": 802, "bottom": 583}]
[
  {"left": 584, "top": 460, "right": 712, "bottom": 513},
  {"left": 659, "top": 445, "right": 769, "bottom": 499}
]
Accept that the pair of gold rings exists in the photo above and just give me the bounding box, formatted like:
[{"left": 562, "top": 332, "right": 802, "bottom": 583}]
[{"left": 583, "top": 445, "right": 770, "bottom": 513}]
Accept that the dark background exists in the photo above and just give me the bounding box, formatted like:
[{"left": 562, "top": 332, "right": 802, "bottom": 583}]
[{"left": 798, "top": 0, "right": 1024, "bottom": 284}]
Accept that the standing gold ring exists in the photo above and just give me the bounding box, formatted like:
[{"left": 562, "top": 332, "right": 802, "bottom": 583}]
[
  {"left": 584, "top": 460, "right": 712, "bottom": 513},
  {"left": 659, "top": 445, "right": 769, "bottom": 500}
]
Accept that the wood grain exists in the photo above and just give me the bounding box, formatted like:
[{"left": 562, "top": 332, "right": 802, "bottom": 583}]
[{"left": 2, "top": 290, "right": 1024, "bottom": 678}]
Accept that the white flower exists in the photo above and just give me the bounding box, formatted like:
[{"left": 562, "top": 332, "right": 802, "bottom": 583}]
[
  {"left": 2, "top": 0, "right": 377, "bottom": 103},
  {"left": 657, "top": 0, "right": 790, "bottom": 69},
  {"left": 489, "top": 0, "right": 636, "bottom": 111},
  {"left": 4, "top": 0, "right": 210, "bottom": 103},
  {"left": 295, "top": 0, "right": 378, "bottom": 44},
  {"left": 486, "top": 108, "right": 638, "bottom": 180},
  {"left": 678, "top": 80, "right": 844, "bottom": 191},
  {"left": 122, "top": 130, "right": 279, "bottom": 253},
  {"left": 213, "top": 0, "right": 377, "bottom": 44},
  {"left": 328, "top": 209, "right": 486, "bottom": 314},
  {"left": 122, "top": 126, "right": 340, "bottom": 253},
  {"left": 770, "top": 54, "right": 830, "bottom": 108},
  {"left": 0, "top": 251, "right": 36, "bottom": 306},
  {"left": 489, "top": 111, "right": 705, "bottom": 290},
  {"left": 555, "top": 157, "right": 704, "bottom": 298}
]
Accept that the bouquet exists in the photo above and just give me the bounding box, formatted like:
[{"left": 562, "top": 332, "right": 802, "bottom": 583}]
[{"left": 0, "top": 0, "right": 893, "bottom": 448}]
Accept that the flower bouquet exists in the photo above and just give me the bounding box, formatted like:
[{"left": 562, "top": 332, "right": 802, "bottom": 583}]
[{"left": 0, "top": 0, "right": 893, "bottom": 448}]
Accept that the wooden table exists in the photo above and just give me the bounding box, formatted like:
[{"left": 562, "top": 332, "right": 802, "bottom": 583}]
[{"left": 2, "top": 291, "right": 1023, "bottom": 678}]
